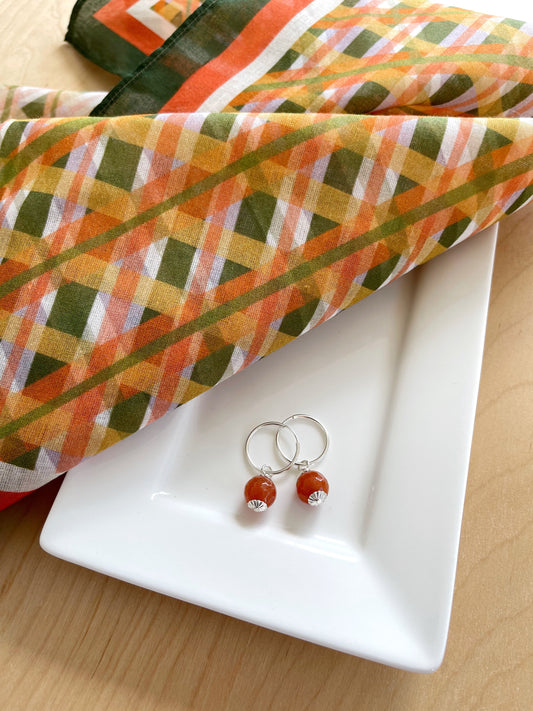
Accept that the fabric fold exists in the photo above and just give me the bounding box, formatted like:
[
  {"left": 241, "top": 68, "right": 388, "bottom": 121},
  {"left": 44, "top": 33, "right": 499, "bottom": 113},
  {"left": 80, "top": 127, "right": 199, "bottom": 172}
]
[
  {"left": 87, "top": 0, "right": 533, "bottom": 117},
  {"left": 0, "top": 85, "right": 106, "bottom": 121},
  {"left": 66, "top": 0, "right": 204, "bottom": 78}
]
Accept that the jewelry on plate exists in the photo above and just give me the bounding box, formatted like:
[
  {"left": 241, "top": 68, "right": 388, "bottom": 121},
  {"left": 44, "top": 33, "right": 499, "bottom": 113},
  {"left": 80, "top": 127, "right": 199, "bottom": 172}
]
[
  {"left": 244, "top": 421, "right": 300, "bottom": 512},
  {"left": 276, "top": 414, "right": 330, "bottom": 506}
]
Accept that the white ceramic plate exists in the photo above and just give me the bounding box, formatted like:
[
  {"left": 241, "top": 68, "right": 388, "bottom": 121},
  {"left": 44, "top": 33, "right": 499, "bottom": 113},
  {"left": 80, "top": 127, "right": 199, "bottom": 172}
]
[
  {"left": 42, "top": 0, "right": 533, "bottom": 672},
  {"left": 41, "top": 222, "right": 497, "bottom": 672}
]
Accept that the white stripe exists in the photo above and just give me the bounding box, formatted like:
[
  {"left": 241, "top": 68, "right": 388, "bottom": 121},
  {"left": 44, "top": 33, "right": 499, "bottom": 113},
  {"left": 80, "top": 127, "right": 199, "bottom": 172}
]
[
  {"left": 0, "top": 461, "right": 64, "bottom": 492},
  {"left": 197, "top": 0, "right": 343, "bottom": 112},
  {"left": 128, "top": 0, "right": 177, "bottom": 40}
]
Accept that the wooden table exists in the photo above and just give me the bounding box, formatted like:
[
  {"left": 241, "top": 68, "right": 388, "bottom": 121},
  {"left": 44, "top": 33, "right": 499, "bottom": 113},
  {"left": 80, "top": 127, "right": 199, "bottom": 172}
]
[{"left": 1, "top": 2, "right": 532, "bottom": 708}]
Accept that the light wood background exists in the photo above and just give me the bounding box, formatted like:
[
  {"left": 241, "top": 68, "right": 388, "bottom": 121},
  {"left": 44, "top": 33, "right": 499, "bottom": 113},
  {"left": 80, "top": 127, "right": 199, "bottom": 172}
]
[{"left": 0, "top": 1, "right": 532, "bottom": 709}]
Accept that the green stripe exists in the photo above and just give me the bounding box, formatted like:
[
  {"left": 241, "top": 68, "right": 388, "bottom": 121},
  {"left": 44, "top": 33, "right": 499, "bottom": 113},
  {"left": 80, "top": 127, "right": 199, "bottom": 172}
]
[
  {"left": 0, "top": 86, "right": 16, "bottom": 122},
  {"left": 1, "top": 153, "right": 531, "bottom": 437},
  {"left": 0, "top": 115, "right": 355, "bottom": 299},
  {"left": 49, "top": 90, "right": 62, "bottom": 118},
  {"left": 322, "top": 8, "right": 475, "bottom": 22},
  {"left": 0, "top": 117, "right": 102, "bottom": 189},
  {"left": 246, "top": 53, "right": 533, "bottom": 92}
]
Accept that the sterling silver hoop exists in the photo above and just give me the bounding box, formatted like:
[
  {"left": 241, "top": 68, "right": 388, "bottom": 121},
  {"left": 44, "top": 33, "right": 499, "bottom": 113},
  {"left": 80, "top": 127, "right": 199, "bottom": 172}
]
[
  {"left": 275, "top": 413, "right": 329, "bottom": 470},
  {"left": 245, "top": 421, "right": 300, "bottom": 478}
]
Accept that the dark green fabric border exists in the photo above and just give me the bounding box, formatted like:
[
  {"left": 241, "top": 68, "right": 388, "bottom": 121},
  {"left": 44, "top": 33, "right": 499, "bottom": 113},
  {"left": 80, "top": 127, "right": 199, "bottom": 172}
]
[
  {"left": 66, "top": 0, "right": 147, "bottom": 78},
  {"left": 91, "top": 0, "right": 271, "bottom": 116}
]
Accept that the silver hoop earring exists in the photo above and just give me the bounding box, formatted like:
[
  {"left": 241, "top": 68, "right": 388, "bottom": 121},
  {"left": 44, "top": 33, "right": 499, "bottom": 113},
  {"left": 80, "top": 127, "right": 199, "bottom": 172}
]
[
  {"left": 276, "top": 414, "right": 329, "bottom": 506},
  {"left": 244, "top": 421, "right": 300, "bottom": 512}
]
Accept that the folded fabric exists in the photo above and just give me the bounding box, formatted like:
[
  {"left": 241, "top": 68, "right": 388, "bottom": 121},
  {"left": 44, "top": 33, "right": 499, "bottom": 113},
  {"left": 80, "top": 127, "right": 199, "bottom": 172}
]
[
  {"left": 75, "top": 0, "right": 533, "bottom": 117},
  {"left": 0, "top": 0, "right": 532, "bottom": 509},
  {"left": 68, "top": 0, "right": 204, "bottom": 77},
  {"left": 0, "top": 85, "right": 105, "bottom": 121}
]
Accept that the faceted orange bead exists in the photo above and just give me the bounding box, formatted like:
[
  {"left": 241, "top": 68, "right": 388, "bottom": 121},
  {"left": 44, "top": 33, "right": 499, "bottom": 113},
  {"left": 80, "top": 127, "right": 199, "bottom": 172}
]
[
  {"left": 296, "top": 470, "right": 329, "bottom": 506},
  {"left": 244, "top": 475, "right": 276, "bottom": 511}
]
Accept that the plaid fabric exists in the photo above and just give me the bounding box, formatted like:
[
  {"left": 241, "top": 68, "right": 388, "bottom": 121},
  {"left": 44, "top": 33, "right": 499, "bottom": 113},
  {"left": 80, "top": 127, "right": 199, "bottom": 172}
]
[
  {"left": 91, "top": 0, "right": 533, "bottom": 116},
  {"left": 0, "top": 85, "right": 105, "bottom": 121},
  {"left": 1, "top": 112, "right": 532, "bottom": 491},
  {"left": 67, "top": 0, "right": 204, "bottom": 77},
  {"left": 0, "top": 0, "right": 532, "bottom": 506}
]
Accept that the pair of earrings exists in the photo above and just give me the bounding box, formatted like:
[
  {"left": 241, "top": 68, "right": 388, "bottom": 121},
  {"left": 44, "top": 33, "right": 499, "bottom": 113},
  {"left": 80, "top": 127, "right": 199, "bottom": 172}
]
[{"left": 244, "top": 414, "right": 330, "bottom": 512}]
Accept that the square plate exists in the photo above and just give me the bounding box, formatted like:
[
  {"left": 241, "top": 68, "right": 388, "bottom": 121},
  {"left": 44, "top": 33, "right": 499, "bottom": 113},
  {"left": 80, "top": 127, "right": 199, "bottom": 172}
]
[{"left": 40, "top": 225, "right": 497, "bottom": 672}]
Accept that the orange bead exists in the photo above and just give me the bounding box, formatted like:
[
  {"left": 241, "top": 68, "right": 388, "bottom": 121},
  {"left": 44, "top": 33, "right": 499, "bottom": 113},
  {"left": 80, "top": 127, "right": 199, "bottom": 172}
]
[
  {"left": 296, "top": 470, "right": 329, "bottom": 506},
  {"left": 244, "top": 475, "right": 276, "bottom": 512}
]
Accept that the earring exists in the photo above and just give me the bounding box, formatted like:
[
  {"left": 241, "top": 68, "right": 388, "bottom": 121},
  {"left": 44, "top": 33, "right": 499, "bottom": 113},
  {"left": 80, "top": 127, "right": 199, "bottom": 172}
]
[
  {"left": 276, "top": 414, "right": 330, "bottom": 506},
  {"left": 244, "top": 421, "right": 300, "bottom": 512}
]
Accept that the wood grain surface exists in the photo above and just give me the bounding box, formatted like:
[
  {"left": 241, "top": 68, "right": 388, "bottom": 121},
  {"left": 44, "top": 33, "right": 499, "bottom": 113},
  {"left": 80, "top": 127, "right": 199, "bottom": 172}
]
[{"left": 0, "top": 1, "right": 532, "bottom": 709}]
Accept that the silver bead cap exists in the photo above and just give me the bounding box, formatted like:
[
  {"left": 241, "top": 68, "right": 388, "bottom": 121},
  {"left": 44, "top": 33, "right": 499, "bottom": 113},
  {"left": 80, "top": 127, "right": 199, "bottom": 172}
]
[
  {"left": 308, "top": 490, "right": 327, "bottom": 506},
  {"left": 248, "top": 499, "right": 268, "bottom": 512}
]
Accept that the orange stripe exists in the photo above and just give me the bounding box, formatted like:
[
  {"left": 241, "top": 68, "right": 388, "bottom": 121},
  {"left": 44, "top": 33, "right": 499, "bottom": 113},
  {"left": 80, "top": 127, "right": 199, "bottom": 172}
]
[
  {"left": 95, "top": 0, "right": 165, "bottom": 56},
  {"left": 161, "top": 0, "right": 318, "bottom": 111}
]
